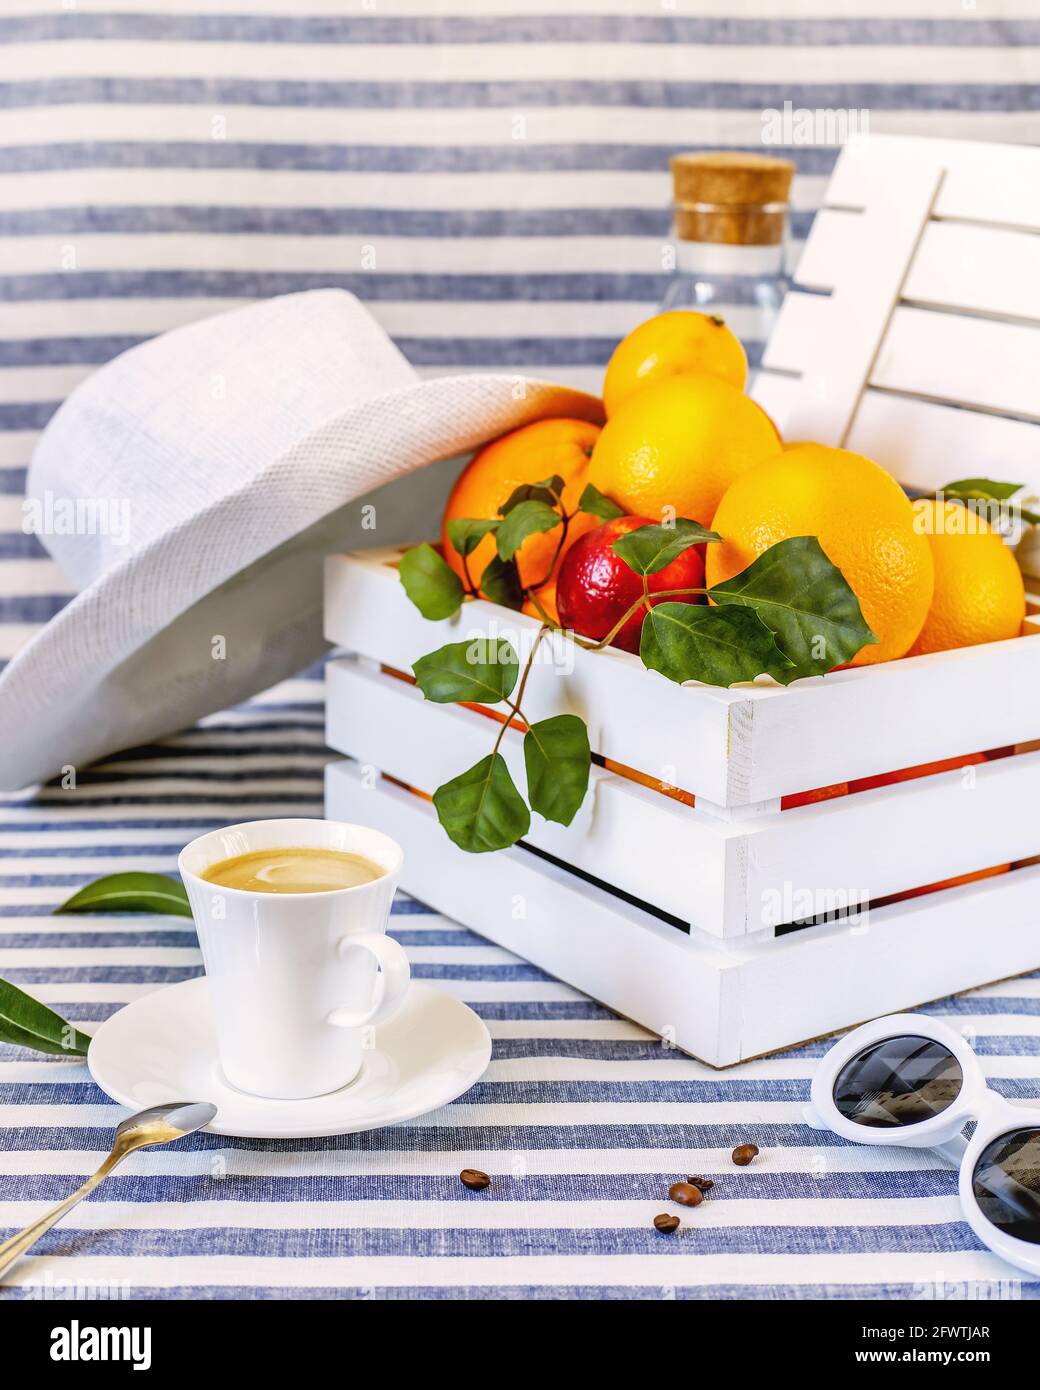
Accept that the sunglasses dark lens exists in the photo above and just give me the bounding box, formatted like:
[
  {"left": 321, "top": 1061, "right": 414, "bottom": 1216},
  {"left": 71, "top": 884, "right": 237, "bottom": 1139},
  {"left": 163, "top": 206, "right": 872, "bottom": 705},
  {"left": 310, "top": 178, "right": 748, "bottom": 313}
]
[
  {"left": 832, "top": 1035, "right": 963, "bottom": 1128},
  {"left": 972, "top": 1128, "right": 1040, "bottom": 1246}
]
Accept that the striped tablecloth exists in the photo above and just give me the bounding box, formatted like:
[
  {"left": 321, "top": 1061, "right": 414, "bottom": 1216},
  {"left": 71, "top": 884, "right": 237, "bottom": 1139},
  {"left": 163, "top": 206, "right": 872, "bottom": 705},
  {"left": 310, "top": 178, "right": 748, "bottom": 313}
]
[
  {"left": 0, "top": 668, "right": 1038, "bottom": 1301},
  {"left": 2, "top": 5, "right": 1039, "bottom": 1302}
]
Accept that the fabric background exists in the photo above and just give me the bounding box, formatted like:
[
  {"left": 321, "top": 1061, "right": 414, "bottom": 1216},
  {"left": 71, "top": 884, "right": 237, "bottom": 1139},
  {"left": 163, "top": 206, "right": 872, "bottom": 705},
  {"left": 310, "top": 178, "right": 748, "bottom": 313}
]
[{"left": 1, "top": 1, "right": 1039, "bottom": 1300}]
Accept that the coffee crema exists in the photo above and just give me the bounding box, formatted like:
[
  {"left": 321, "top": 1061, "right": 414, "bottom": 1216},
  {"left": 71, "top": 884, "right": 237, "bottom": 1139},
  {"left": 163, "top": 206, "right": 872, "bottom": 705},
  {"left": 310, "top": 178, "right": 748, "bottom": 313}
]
[{"left": 201, "top": 846, "right": 383, "bottom": 894}]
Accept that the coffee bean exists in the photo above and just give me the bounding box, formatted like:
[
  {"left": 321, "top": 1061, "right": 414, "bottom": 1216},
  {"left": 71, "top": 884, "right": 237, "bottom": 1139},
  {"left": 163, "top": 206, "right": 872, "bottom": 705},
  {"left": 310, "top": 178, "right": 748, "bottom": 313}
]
[
  {"left": 460, "top": 1168, "right": 491, "bottom": 1191},
  {"left": 686, "top": 1176, "right": 714, "bottom": 1192},
  {"left": 731, "top": 1143, "right": 759, "bottom": 1167},
  {"left": 654, "top": 1213, "right": 680, "bottom": 1234},
  {"left": 668, "top": 1181, "right": 703, "bottom": 1207}
]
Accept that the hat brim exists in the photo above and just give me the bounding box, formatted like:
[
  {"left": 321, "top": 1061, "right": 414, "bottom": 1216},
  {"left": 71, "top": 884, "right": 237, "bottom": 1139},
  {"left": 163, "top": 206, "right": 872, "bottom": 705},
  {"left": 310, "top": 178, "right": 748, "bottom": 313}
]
[{"left": 0, "top": 374, "right": 602, "bottom": 790}]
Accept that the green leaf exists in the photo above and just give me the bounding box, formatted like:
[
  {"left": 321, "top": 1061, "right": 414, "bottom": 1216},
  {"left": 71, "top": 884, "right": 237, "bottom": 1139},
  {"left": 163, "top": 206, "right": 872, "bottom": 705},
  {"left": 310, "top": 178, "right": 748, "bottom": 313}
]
[
  {"left": 433, "top": 753, "right": 531, "bottom": 852},
  {"left": 413, "top": 638, "right": 519, "bottom": 705},
  {"left": 940, "top": 478, "right": 1040, "bottom": 527},
  {"left": 942, "top": 477, "right": 1023, "bottom": 502},
  {"left": 496, "top": 499, "right": 561, "bottom": 562},
  {"left": 0, "top": 977, "right": 91, "bottom": 1056},
  {"left": 479, "top": 555, "right": 525, "bottom": 611},
  {"left": 612, "top": 518, "right": 722, "bottom": 576},
  {"left": 500, "top": 474, "right": 565, "bottom": 514},
  {"left": 708, "top": 536, "right": 877, "bottom": 681},
  {"left": 398, "top": 543, "right": 465, "bottom": 620},
  {"left": 446, "top": 517, "right": 499, "bottom": 558},
  {"left": 578, "top": 482, "right": 625, "bottom": 521},
  {"left": 57, "top": 872, "right": 193, "bottom": 917},
  {"left": 640, "top": 603, "right": 794, "bottom": 686},
  {"left": 523, "top": 714, "right": 591, "bottom": 826}
]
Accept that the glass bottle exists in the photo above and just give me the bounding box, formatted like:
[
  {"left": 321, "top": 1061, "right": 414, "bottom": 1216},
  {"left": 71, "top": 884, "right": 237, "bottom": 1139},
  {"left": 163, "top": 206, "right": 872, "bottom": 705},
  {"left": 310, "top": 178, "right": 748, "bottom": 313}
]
[{"left": 660, "top": 152, "right": 795, "bottom": 389}]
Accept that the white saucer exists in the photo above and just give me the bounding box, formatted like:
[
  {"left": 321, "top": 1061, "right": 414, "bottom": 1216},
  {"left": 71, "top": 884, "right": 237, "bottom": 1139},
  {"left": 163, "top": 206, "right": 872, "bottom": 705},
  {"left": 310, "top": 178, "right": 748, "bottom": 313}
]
[{"left": 87, "top": 977, "right": 492, "bottom": 1139}]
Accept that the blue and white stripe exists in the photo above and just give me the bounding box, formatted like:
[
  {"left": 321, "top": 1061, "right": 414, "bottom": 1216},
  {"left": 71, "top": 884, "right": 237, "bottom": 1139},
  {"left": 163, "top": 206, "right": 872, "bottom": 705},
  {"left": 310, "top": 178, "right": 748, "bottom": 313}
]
[
  {"left": 2, "top": 3, "right": 1040, "bottom": 656},
  {"left": 0, "top": 674, "right": 1038, "bottom": 1298},
  {"left": 2, "top": 4, "right": 1040, "bottom": 1299}
]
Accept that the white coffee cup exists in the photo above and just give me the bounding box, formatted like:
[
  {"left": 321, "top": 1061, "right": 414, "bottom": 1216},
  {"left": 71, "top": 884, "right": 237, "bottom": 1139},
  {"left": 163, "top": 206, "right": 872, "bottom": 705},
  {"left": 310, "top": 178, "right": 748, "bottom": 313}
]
[{"left": 179, "top": 818, "right": 408, "bottom": 1100}]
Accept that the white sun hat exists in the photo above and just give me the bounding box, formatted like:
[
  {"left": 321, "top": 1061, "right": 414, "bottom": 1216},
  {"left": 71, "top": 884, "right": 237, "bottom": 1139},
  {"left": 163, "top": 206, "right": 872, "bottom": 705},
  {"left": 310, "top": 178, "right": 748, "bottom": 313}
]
[{"left": 0, "top": 290, "right": 602, "bottom": 790}]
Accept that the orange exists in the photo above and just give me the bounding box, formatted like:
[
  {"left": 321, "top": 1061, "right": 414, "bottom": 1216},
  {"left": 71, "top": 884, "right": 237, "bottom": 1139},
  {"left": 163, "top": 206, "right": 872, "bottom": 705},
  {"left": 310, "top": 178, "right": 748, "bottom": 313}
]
[
  {"left": 587, "top": 373, "right": 779, "bottom": 528},
  {"left": 441, "top": 417, "right": 601, "bottom": 599},
  {"left": 603, "top": 310, "right": 747, "bottom": 416},
  {"left": 907, "top": 498, "right": 1025, "bottom": 655},
  {"left": 706, "top": 443, "right": 934, "bottom": 666}
]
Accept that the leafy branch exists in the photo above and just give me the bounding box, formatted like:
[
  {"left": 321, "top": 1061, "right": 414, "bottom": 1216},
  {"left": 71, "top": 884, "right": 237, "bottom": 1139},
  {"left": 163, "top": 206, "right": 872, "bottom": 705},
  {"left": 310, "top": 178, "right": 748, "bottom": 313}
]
[
  {"left": 935, "top": 477, "right": 1040, "bottom": 528},
  {"left": 0, "top": 977, "right": 91, "bottom": 1056},
  {"left": 400, "top": 480, "right": 875, "bottom": 853}
]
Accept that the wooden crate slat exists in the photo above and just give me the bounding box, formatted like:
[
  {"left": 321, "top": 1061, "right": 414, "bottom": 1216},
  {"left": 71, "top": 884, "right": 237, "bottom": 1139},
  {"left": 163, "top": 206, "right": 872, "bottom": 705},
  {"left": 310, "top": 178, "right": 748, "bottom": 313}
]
[
  {"left": 765, "top": 298, "right": 1040, "bottom": 423},
  {"left": 848, "top": 392, "right": 1040, "bottom": 496},
  {"left": 326, "top": 550, "right": 1040, "bottom": 808},
  {"left": 326, "top": 657, "right": 1040, "bottom": 939},
  {"left": 792, "top": 217, "right": 1040, "bottom": 325},
  {"left": 326, "top": 759, "right": 1040, "bottom": 1067},
  {"left": 739, "top": 750, "right": 1040, "bottom": 932},
  {"left": 325, "top": 549, "right": 739, "bottom": 805},
  {"left": 825, "top": 133, "right": 1040, "bottom": 233},
  {"left": 325, "top": 656, "right": 732, "bottom": 935},
  {"left": 752, "top": 373, "right": 1040, "bottom": 498},
  {"left": 731, "top": 862, "right": 1040, "bottom": 1062},
  {"left": 737, "top": 637, "right": 1040, "bottom": 803},
  {"left": 872, "top": 306, "right": 1040, "bottom": 421},
  {"left": 904, "top": 221, "right": 1040, "bottom": 323},
  {"left": 758, "top": 164, "right": 943, "bottom": 444},
  {"left": 325, "top": 759, "right": 739, "bottom": 1065}
]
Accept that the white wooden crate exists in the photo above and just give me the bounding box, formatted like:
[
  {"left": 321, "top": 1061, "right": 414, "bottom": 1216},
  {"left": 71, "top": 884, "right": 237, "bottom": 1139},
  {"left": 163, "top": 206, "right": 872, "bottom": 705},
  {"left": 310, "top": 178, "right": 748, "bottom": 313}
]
[{"left": 322, "top": 133, "right": 1040, "bottom": 1064}]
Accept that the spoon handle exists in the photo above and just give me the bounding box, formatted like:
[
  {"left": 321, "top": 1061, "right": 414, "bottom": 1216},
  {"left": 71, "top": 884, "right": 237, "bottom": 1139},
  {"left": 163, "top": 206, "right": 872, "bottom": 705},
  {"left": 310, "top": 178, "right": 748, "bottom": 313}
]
[{"left": 0, "top": 1148, "right": 124, "bottom": 1279}]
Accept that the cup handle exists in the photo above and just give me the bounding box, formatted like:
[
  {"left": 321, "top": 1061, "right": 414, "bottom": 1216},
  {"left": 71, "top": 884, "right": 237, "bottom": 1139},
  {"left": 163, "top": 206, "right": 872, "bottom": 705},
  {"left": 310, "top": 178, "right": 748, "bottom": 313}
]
[{"left": 327, "top": 933, "right": 411, "bottom": 1029}]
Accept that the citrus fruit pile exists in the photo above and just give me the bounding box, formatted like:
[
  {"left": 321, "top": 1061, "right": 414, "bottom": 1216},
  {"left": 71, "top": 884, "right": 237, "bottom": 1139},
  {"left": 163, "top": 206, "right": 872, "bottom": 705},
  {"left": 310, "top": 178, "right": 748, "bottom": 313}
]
[{"left": 441, "top": 310, "right": 1026, "bottom": 669}]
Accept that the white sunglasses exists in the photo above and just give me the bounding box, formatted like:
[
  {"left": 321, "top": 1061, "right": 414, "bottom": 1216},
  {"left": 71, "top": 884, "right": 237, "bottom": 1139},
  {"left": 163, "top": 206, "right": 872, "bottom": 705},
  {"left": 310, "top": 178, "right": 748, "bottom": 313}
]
[{"left": 806, "top": 1013, "right": 1040, "bottom": 1276}]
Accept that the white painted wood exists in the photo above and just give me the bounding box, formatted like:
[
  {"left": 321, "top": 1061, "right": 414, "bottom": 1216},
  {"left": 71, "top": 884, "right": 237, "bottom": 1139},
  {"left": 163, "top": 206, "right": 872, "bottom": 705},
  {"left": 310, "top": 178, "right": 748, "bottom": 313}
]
[
  {"left": 904, "top": 221, "right": 1040, "bottom": 324},
  {"left": 765, "top": 297, "right": 1040, "bottom": 424},
  {"left": 326, "top": 759, "right": 738, "bottom": 1065},
  {"left": 326, "top": 656, "right": 1040, "bottom": 939},
  {"left": 826, "top": 133, "right": 1040, "bottom": 235},
  {"left": 847, "top": 393, "right": 1040, "bottom": 495},
  {"left": 733, "top": 637, "right": 1039, "bottom": 804},
  {"left": 325, "top": 655, "right": 734, "bottom": 935},
  {"left": 872, "top": 307, "right": 1040, "bottom": 422},
  {"left": 325, "top": 760, "right": 1040, "bottom": 1066},
  {"left": 753, "top": 373, "right": 1040, "bottom": 495},
  {"left": 760, "top": 164, "right": 942, "bottom": 444},
  {"left": 791, "top": 216, "right": 1040, "bottom": 325},
  {"left": 325, "top": 549, "right": 1040, "bottom": 807},
  {"left": 324, "top": 550, "right": 740, "bottom": 806},
  {"left": 731, "top": 862, "right": 1040, "bottom": 1062},
  {"left": 738, "top": 751, "right": 1040, "bottom": 934}
]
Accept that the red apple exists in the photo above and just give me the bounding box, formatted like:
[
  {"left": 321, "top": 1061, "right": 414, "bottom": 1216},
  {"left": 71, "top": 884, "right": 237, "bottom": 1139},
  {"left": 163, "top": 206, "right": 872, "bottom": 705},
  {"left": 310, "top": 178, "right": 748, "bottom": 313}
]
[{"left": 555, "top": 516, "right": 706, "bottom": 653}]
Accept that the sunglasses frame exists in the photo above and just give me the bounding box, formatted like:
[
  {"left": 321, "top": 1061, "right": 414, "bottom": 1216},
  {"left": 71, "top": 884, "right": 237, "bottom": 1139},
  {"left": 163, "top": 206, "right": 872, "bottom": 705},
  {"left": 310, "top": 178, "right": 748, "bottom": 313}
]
[{"left": 808, "top": 1013, "right": 1040, "bottom": 1276}]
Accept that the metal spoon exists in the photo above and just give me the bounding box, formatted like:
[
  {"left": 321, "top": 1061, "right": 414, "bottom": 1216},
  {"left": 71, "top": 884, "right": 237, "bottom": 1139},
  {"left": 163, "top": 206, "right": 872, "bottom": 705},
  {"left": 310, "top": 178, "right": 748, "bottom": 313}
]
[{"left": 0, "top": 1100, "right": 217, "bottom": 1279}]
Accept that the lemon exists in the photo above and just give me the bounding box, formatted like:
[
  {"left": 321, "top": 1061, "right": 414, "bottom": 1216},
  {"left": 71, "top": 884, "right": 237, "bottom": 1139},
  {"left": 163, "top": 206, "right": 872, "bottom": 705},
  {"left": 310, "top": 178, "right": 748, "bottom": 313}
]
[
  {"left": 603, "top": 311, "right": 747, "bottom": 416},
  {"left": 908, "top": 498, "right": 1025, "bottom": 655},
  {"left": 706, "top": 443, "right": 934, "bottom": 666},
  {"left": 588, "top": 373, "right": 779, "bottom": 528}
]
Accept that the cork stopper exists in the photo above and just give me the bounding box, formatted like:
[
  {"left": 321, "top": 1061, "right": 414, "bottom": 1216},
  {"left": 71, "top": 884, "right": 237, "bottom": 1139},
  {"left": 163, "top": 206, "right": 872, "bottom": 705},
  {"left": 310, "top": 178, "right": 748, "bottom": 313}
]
[{"left": 670, "top": 151, "right": 795, "bottom": 246}]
